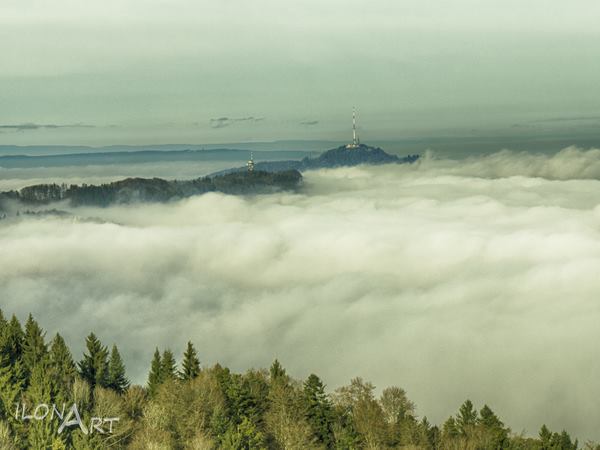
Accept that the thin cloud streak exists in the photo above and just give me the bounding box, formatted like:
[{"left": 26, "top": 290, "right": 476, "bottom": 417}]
[
  {"left": 0, "top": 123, "right": 95, "bottom": 132},
  {"left": 209, "top": 117, "right": 265, "bottom": 129}
]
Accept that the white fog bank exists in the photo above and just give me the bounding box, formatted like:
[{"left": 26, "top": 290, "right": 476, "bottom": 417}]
[{"left": 2, "top": 149, "right": 600, "bottom": 440}]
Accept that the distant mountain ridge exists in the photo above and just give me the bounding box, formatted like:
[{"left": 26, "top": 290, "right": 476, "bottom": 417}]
[
  {"left": 0, "top": 143, "right": 419, "bottom": 210},
  {"left": 0, "top": 148, "right": 316, "bottom": 168}
]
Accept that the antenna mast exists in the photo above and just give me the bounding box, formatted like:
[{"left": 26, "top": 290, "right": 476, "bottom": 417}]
[{"left": 347, "top": 107, "right": 359, "bottom": 149}]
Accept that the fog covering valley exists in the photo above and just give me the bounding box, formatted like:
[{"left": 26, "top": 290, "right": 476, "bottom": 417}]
[{"left": 3, "top": 147, "right": 600, "bottom": 440}]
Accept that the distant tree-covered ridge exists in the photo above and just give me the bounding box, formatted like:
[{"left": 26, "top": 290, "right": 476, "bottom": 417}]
[
  {"left": 0, "top": 309, "right": 591, "bottom": 449},
  {"left": 0, "top": 169, "right": 302, "bottom": 208},
  {"left": 211, "top": 144, "right": 420, "bottom": 176}
]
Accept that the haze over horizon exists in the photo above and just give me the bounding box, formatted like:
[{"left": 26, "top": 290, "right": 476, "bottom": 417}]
[{"left": 2, "top": 0, "right": 600, "bottom": 146}]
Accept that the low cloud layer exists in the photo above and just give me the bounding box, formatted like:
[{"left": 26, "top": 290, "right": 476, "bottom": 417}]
[
  {"left": 2, "top": 149, "right": 600, "bottom": 440},
  {"left": 423, "top": 146, "right": 600, "bottom": 180}
]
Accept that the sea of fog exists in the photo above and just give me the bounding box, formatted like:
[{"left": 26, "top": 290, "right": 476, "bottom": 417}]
[{"left": 3, "top": 147, "right": 600, "bottom": 440}]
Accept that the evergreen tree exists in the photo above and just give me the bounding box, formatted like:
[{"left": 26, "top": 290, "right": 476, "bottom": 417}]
[
  {"left": 478, "top": 404, "right": 503, "bottom": 429},
  {"left": 0, "top": 309, "right": 7, "bottom": 337},
  {"left": 107, "top": 345, "right": 130, "bottom": 394},
  {"left": 442, "top": 417, "right": 459, "bottom": 439},
  {"left": 22, "top": 314, "right": 47, "bottom": 385},
  {"left": 269, "top": 359, "right": 287, "bottom": 384},
  {"left": 456, "top": 399, "right": 477, "bottom": 435},
  {"left": 47, "top": 333, "right": 77, "bottom": 409},
  {"left": 0, "top": 351, "right": 20, "bottom": 421},
  {"left": 478, "top": 404, "right": 508, "bottom": 447},
  {"left": 77, "top": 333, "right": 109, "bottom": 389},
  {"left": 303, "top": 373, "right": 334, "bottom": 448},
  {"left": 179, "top": 341, "right": 200, "bottom": 380},
  {"left": 49, "top": 334, "right": 77, "bottom": 386},
  {"left": 0, "top": 315, "right": 26, "bottom": 419},
  {"left": 540, "top": 424, "right": 552, "bottom": 449},
  {"left": 2, "top": 315, "right": 25, "bottom": 367},
  {"left": 161, "top": 349, "right": 178, "bottom": 381},
  {"left": 147, "top": 348, "right": 162, "bottom": 397},
  {"left": 26, "top": 359, "right": 57, "bottom": 449}
]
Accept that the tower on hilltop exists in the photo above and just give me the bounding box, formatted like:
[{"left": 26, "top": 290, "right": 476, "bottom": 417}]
[
  {"left": 346, "top": 108, "right": 360, "bottom": 149},
  {"left": 247, "top": 152, "right": 255, "bottom": 172}
]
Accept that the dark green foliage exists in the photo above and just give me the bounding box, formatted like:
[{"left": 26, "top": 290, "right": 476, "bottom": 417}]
[
  {"left": 303, "top": 373, "right": 335, "bottom": 447},
  {"left": 0, "top": 308, "right": 589, "bottom": 449},
  {"left": 107, "top": 345, "right": 130, "bottom": 394},
  {"left": 2, "top": 315, "right": 25, "bottom": 367},
  {"left": 18, "top": 183, "right": 64, "bottom": 204},
  {"left": 443, "top": 416, "right": 459, "bottom": 438},
  {"left": 269, "top": 359, "right": 287, "bottom": 383},
  {"left": 9, "top": 170, "right": 303, "bottom": 207},
  {"left": 147, "top": 348, "right": 162, "bottom": 397},
  {"left": 0, "top": 315, "right": 26, "bottom": 415},
  {"left": 25, "top": 359, "right": 58, "bottom": 448},
  {"left": 457, "top": 399, "right": 478, "bottom": 435},
  {"left": 77, "top": 333, "right": 109, "bottom": 389},
  {"left": 22, "top": 314, "right": 47, "bottom": 386},
  {"left": 179, "top": 341, "right": 200, "bottom": 380},
  {"left": 478, "top": 404, "right": 509, "bottom": 448},
  {"left": 160, "top": 349, "right": 178, "bottom": 381},
  {"left": 49, "top": 333, "right": 77, "bottom": 385}
]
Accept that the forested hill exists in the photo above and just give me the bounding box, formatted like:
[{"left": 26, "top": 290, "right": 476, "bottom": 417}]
[
  {"left": 0, "top": 308, "right": 586, "bottom": 449},
  {"left": 212, "top": 144, "right": 420, "bottom": 176},
  {"left": 0, "top": 170, "right": 302, "bottom": 208}
]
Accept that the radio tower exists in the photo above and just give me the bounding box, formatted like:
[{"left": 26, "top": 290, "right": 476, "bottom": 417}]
[
  {"left": 346, "top": 107, "right": 360, "bottom": 149},
  {"left": 246, "top": 152, "right": 255, "bottom": 173}
]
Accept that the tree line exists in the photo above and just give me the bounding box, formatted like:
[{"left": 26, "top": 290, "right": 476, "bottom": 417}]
[
  {"left": 0, "top": 309, "right": 593, "bottom": 449},
  {"left": 0, "top": 170, "right": 303, "bottom": 208}
]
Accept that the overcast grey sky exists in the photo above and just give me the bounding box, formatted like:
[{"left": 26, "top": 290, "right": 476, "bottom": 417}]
[{"left": 2, "top": 0, "right": 600, "bottom": 145}]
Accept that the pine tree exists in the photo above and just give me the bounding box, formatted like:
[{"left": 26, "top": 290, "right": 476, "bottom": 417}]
[
  {"left": 0, "top": 315, "right": 26, "bottom": 415},
  {"left": 303, "top": 373, "right": 334, "bottom": 448},
  {"left": 22, "top": 314, "right": 47, "bottom": 385},
  {"left": 107, "top": 345, "right": 130, "bottom": 394},
  {"left": 179, "top": 341, "right": 200, "bottom": 380},
  {"left": 161, "top": 349, "right": 177, "bottom": 381},
  {"left": 442, "top": 417, "right": 459, "bottom": 439},
  {"left": 539, "top": 424, "right": 552, "bottom": 449},
  {"left": 77, "top": 333, "right": 109, "bottom": 389},
  {"left": 478, "top": 404, "right": 503, "bottom": 428},
  {"left": 456, "top": 399, "right": 477, "bottom": 436},
  {"left": 26, "top": 358, "right": 57, "bottom": 449},
  {"left": 147, "top": 348, "right": 162, "bottom": 397},
  {"left": 49, "top": 334, "right": 77, "bottom": 386},
  {"left": 478, "top": 405, "right": 508, "bottom": 447},
  {"left": 2, "top": 315, "right": 25, "bottom": 367},
  {"left": 0, "top": 309, "right": 7, "bottom": 337},
  {"left": 269, "top": 359, "right": 287, "bottom": 384},
  {"left": 0, "top": 351, "right": 21, "bottom": 422}
]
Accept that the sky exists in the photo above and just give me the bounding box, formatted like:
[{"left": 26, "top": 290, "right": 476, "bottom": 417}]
[
  {"left": 2, "top": 0, "right": 600, "bottom": 145},
  {"left": 4, "top": 149, "right": 600, "bottom": 440}
]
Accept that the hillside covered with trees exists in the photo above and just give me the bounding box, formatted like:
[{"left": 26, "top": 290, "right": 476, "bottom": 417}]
[
  {"left": 0, "top": 170, "right": 302, "bottom": 208},
  {"left": 0, "top": 309, "right": 590, "bottom": 449}
]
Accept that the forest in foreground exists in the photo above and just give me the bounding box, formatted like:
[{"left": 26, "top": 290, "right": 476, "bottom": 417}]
[{"left": 0, "top": 309, "right": 592, "bottom": 449}]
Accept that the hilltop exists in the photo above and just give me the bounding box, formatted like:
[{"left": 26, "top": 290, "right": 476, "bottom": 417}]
[{"left": 214, "top": 144, "right": 419, "bottom": 176}]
